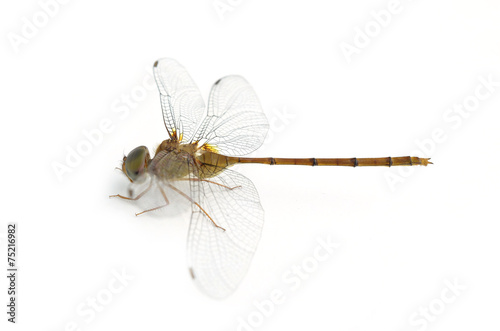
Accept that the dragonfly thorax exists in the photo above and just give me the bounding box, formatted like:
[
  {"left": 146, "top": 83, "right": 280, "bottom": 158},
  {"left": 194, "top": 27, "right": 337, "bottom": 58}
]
[
  {"left": 149, "top": 148, "right": 193, "bottom": 180},
  {"left": 146, "top": 140, "right": 200, "bottom": 181}
]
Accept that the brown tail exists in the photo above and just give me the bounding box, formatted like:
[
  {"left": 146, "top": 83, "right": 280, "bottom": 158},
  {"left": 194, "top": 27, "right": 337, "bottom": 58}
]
[{"left": 230, "top": 156, "right": 432, "bottom": 167}]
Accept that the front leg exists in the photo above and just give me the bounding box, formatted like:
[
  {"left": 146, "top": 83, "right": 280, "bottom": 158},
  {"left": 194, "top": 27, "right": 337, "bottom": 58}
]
[{"left": 109, "top": 179, "right": 153, "bottom": 201}]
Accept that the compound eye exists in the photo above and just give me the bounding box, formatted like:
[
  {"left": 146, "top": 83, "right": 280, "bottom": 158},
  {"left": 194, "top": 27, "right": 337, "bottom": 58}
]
[{"left": 124, "top": 146, "right": 150, "bottom": 181}]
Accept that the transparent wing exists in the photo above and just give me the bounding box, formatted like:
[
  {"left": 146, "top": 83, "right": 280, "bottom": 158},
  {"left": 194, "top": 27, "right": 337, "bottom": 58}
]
[
  {"left": 193, "top": 75, "right": 269, "bottom": 156},
  {"left": 153, "top": 58, "right": 206, "bottom": 142},
  {"left": 185, "top": 166, "right": 264, "bottom": 299}
]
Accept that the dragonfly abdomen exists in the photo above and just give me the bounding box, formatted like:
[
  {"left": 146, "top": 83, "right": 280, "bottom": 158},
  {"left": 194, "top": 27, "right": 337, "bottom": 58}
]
[{"left": 230, "top": 156, "right": 432, "bottom": 167}]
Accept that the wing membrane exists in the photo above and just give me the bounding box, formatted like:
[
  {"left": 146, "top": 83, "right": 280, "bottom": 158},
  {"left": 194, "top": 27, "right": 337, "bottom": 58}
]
[
  {"left": 185, "top": 167, "right": 264, "bottom": 298},
  {"left": 152, "top": 60, "right": 268, "bottom": 297},
  {"left": 153, "top": 58, "right": 205, "bottom": 142},
  {"left": 193, "top": 75, "right": 269, "bottom": 156}
]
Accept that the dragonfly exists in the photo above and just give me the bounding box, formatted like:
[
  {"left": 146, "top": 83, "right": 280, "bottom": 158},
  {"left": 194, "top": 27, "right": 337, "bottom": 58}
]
[{"left": 110, "top": 58, "right": 431, "bottom": 299}]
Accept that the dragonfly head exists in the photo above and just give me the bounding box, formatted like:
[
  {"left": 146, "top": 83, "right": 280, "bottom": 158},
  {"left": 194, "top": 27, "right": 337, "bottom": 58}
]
[{"left": 122, "top": 146, "right": 151, "bottom": 182}]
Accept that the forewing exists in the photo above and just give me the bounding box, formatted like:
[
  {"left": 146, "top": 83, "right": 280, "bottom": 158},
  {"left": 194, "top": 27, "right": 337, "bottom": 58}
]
[
  {"left": 153, "top": 58, "right": 205, "bottom": 142},
  {"left": 185, "top": 168, "right": 264, "bottom": 298},
  {"left": 193, "top": 75, "right": 269, "bottom": 156}
]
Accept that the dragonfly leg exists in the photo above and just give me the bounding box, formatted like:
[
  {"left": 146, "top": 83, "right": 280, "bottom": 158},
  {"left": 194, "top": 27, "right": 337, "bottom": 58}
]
[
  {"left": 167, "top": 184, "right": 226, "bottom": 232},
  {"left": 177, "top": 178, "right": 241, "bottom": 190},
  {"left": 109, "top": 180, "right": 153, "bottom": 201},
  {"left": 135, "top": 185, "right": 170, "bottom": 216}
]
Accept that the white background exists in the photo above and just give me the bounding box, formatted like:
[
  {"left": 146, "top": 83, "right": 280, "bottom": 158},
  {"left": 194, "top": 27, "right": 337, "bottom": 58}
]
[{"left": 1, "top": 1, "right": 499, "bottom": 330}]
